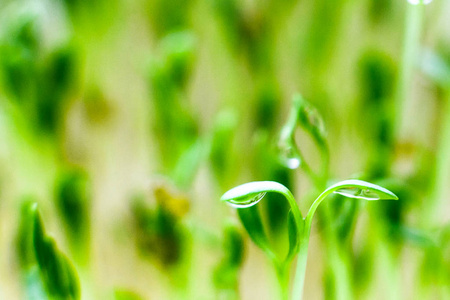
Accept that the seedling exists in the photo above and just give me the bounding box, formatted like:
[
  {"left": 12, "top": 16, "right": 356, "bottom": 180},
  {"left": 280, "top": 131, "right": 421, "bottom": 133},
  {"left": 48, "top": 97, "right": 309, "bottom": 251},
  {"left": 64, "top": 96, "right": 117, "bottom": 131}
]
[
  {"left": 55, "top": 168, "right": 91, "bottom": 264},
  {"left": 212, "top": 221, "right": 245, "bottom": 299},
  {"left": 17, "top": 203, "right": 81, "bottom": 300},
  {"left": 221, "top": 180, "right": 398, "bottom": 299},
  {"left": 278, "top": 94, "right": 329, "bottom": 186}
]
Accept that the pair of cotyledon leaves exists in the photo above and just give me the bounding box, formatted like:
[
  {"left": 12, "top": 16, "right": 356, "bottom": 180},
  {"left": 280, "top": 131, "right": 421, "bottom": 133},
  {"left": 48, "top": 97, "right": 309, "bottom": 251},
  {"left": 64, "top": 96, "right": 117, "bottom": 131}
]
[{"left": 221, "top": 180, "right": 398, "bottom": 264}]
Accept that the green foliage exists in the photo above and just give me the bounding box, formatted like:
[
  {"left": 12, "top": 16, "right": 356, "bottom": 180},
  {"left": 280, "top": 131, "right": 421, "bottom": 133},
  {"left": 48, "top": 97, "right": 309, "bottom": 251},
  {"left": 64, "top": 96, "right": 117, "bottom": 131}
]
[
  {"left": 16, "top": 199, "right": 38, "bottom": 270},
  {"left": 252, "top": 131, "right": 293, "bottom": 233},
  {"left": 148, "top": 31, "right": 198, "bottom": 172},
  {"left": 0, "top": 15, "right": 79, "bottom": 136},
  {"left": 54, "top": 168, "right": 90, "bottom": 255},
  {"left": 209, "top": 109, "right": 239, "bottom": 188},
  {"left": 31, "top": 204, "right": 80, "bottom": 300},
  {"left": 131, "top": 185, "right": 189, "bottom": 268},
  {"left": 222, "top": 178, "right": 398, "bottom": 299},
  {"left": 146, "top": 0, "right": 192, "bottom": 38},
  {"left": 237, "top": 207, "right": 273, "bottom": 257},
  {"left": 278, "top": 94, "right": 329, "bottom": 185},
  {"left": 213, "top": 222, "right": 245, "bottom": 295},
  {"left": 1, "top": 1, "right": 449, "bottom": 299},
  {"left": 222, "top": 181, "right": 304, "bottom": 266}
]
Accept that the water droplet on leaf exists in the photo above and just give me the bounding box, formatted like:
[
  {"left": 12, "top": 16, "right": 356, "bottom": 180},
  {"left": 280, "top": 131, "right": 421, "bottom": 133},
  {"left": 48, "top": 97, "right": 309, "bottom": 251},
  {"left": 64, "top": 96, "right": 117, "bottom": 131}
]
[
  {"left": 226, "top": 192, "right": 267, "bottom": 208},
  {"left": 279, "top": 144, "right": 301, "bottom": 169},
  {"left": 334, "top": 187, "right": 381, "bottom": 200},
  {"left": 328, "top": 180, "right": 398, "bottom": 201}
]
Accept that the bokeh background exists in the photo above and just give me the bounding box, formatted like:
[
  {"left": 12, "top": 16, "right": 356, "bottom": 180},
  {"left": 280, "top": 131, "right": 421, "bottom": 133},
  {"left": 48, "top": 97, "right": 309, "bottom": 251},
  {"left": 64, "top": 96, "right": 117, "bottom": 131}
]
[{"left": 0, "top": 0, "right": 449, "bottom": 299}]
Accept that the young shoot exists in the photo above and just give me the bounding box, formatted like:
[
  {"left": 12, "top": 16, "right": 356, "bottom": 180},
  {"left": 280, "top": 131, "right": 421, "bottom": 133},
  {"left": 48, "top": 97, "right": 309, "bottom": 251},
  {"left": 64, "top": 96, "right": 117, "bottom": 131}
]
[
  {"left": 221, "top": 181, "right": 303, "bottom": 299},
  {"left": 221, "top": 180, "right": 398, "bottom": 300},
  {"left": 278, "top": 94, "right": 329, "bottom": 186},
  {"left": 30, "top": 203, "right": 81, "bottom": 300}
]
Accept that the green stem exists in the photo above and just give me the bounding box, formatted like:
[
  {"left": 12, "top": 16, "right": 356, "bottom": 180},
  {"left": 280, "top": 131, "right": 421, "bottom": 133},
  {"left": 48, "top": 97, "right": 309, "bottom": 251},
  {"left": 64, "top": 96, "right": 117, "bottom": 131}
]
[
  {"left": 292, "top": 187, "right": 334, "bottom": 300},
  {"left": 321, "top": 202, "right": 353, "bottom": 300},
  {"left": 291, "top": 180, "right": 387, "bottom": 299},
  {"left": 274, "top": 185, "right": 305, "bottom": 258},
  {"left": 393, "top": 2, "right": 424, "bottom": 138},
  {"left": 292, "top": 235, "right": 310, "bottom": 300},
  {"left": 275, "top": 264, "right": 290, "bottom": 300},
  {"left": 427, "top": 90, "right": 450, "bottom": 223}
]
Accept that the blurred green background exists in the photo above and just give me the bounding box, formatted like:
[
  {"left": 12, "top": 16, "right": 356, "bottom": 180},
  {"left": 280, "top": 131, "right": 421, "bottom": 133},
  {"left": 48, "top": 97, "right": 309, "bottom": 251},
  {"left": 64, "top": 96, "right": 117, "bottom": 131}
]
[{"left": 0, "top": 0, "right": 449, "bottom": 299}]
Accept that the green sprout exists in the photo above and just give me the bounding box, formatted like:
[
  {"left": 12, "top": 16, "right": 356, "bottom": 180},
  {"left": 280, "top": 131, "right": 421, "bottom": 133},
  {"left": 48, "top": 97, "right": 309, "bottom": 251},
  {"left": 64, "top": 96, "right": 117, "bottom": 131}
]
[
  {"left": 212, "top": 221, "right": 245, "bottom": 300},
  {"left": 16, "top": 203, "right": 81, "bottom": 300},
  {"left": 278, "top": 94, "right": 329, "bottom": 186},
  {"left": 221, "top": 180, "right": 398, "bottom": 299}
]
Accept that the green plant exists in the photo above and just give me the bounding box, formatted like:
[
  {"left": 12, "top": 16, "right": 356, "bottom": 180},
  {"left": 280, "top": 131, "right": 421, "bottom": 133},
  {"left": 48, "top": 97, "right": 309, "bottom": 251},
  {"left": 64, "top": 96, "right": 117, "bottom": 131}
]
[
  {"left": 16, "top": 202, "right": 80, "bottom": 300},
  {"left": 221, "top": 180, "right": 398, "bottom": 299}
]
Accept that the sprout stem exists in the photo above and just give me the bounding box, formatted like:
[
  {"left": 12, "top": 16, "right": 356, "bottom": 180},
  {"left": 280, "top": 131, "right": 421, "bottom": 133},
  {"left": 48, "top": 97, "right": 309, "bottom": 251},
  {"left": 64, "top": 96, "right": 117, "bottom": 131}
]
[
  {"left": 292, "top": 187, "right": 335, "bottom": 300},
  {"left": 275, "top": 264, "right": 290, "bottom": 300},
  {"left": 428, "top": 89, "right": 450, "bottom": 223},
  {"left": 393, "top": 2, "right": 424, "bottom": 138},
  {"left": 292, "top": 235, "right": 310, "bottom": 300},
  {"left": 292, "top": 180, "right": 397, "bottom": 299}
]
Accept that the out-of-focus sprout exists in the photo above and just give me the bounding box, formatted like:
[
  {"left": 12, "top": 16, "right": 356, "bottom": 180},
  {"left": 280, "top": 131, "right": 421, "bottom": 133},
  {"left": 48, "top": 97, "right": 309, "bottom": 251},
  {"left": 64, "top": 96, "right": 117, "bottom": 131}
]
[
  {"left": 357, "top": 51, "right": 396, "bottom": 178},
  {"left": 393, "top": 0, "right": 428, "bottom": 138},
  {"left": 221, "top": 180, "right": 398, "bottom": 300},
  {"left": 146, "top": 0, "right": 193, "bottom": 38},
  {"left": 209, "top": 109, "right": 239, "bottom": 190},
  {"left": 278, "top": 94, "right": 328, "bottom": 186},
  {"left": 130, "top": 183, "right": 192, "bottom": 297},
  {"left": 54, "top": 168, "right": 90, "bottom": 263},
  {"left": 148, "top": 31, "right": 198, "bottom": 173},
  {"left": 82, "top": 85, "right": 112, "bottom": 125},
  {"left": 301, "top": 0, "right": 347, "bottom": 79},
  {"left": 32, "top": 204, "right": 80, "bottom": 300},
  {"left": 254, "top": 82, "right": 281, "bottom": 132},
  {"left": 0, "top": 15, "right": 79, "bottom": 138},
  {"left": 15, "top": 199, "right": 47, "bottom": 299},
  {"left": 17, "top": 203, "right": 80, "bottom": 300},
  {"left": 36, "top": 44, "right": 79, "bottom": 134},
  {"left": 16, "top": 199, "right": 35, "bottom": 270},
  {"left": 130, "top": 182, "right": 191, "bottom": 296},
  {"left": 367, "top": 0, "right": 393, "bottom": 23},
  {"left": 131, "top": 192, "right": 188, "bottom": 267},
  {"left": 420, "top": 46, "right": 450, "bottom": 223},
  {"left": 212, "top": 222, "right": 245, "bottom": 300}
]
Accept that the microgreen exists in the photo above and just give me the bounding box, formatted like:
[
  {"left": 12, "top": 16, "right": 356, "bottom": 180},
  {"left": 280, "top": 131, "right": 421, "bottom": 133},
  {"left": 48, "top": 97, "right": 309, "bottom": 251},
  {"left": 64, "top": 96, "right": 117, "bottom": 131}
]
[
  {"left": 30, "top": 203, "right": 81, "bottom": 300},
  {"left": 221, "top": 180, "right": 398, "bottom": 299}
]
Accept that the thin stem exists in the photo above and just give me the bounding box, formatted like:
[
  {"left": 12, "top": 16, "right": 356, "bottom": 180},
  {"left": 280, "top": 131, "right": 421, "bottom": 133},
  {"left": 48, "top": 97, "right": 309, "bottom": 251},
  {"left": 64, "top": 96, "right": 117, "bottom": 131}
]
[
  {"left": 275, "top": 264, "right": 290, "bottom": 300},
  {"left": 427, "top": 89, "right": 450, "bottom": 223},
  {"left": 291, "top": 188, "right": 334, "bottom": 300},
  {"left": 304, "top": 188, "right": 335, "bottom": 235},
  {"left": 393, "top": 2, "right": 424, "bottom": 138},
  {"left": 260, "top": 185, "right": 304, "bottom": 297},
  {"left": 276, "top": 186, "right": 304, "bottom": 257},
  {"left": 291, "top": 235, "right": 310, "bottom": 300},
  {"left": 291, "top": 180, "right": 384, "bottom": 300}
]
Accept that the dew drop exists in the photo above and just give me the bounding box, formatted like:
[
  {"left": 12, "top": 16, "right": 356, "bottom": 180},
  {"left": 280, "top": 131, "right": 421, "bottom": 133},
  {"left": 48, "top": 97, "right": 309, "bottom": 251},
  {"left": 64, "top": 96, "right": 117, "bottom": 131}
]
[
  {"left": 226, "top": 192, "right": 266, "bottom": 208},
  {"left": 407, "top": 0, "right": 433, "bottom": 5},
  {"left": 333, "top": 187, "right": 381, "bottom": 201},
  {"left": 286, "top": 157, "right": 301, "bottom": 169},
  {"left": 279, "top": 144, "right": 301, "bottom": 169}
]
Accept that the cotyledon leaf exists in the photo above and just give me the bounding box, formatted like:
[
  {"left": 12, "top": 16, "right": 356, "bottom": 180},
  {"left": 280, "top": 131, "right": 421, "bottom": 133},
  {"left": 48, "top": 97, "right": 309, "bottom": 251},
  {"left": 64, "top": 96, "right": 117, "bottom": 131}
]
[{"left": 31, "top": 204, "right": 81, "bottom": 300}]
